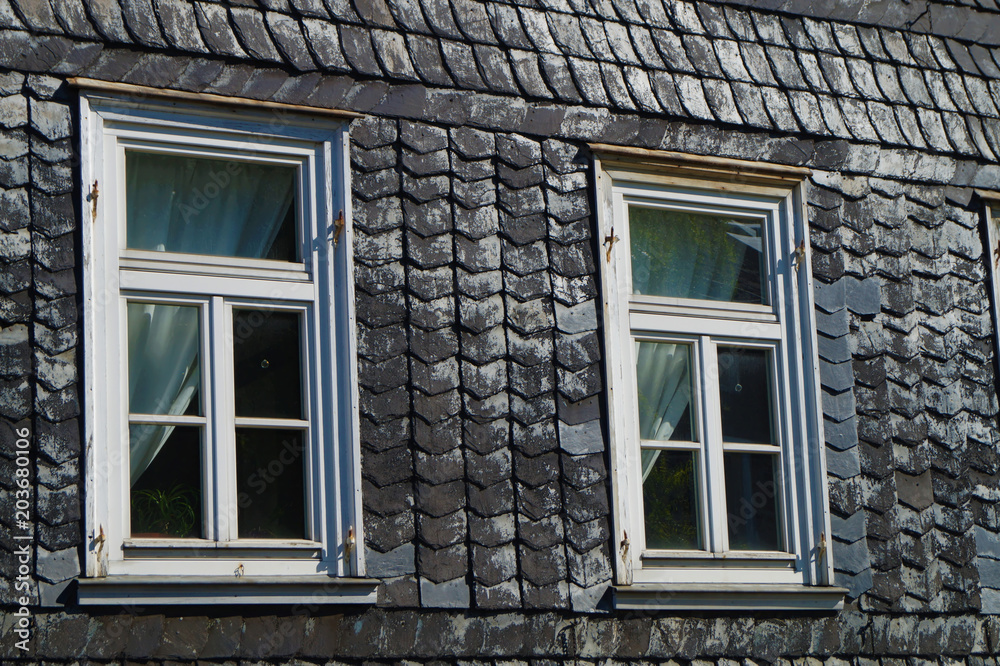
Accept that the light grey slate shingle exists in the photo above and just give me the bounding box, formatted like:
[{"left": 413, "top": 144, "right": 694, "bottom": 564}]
[
  {"left": 154, "top": 0, "right": 206, "bottom": 53},
  {"left": 120, "top": 0, "right": 167, "bottom": 48},
  {"left": 651, "top": 28, "right": 694, "bottom": 73},
  {"left": 897, "top": 66, "right": 933, "bottom": 107},
  {"left": 519, "top": 6, "right": 561, "bottom": 54},
  {"left": 452, "top": 0, "right": 496, "bottom": 45},
  {"left": 486, "top": 3, "right": 531, "bottom": 50},
  {"left": 547, "top": 11, "right": 593, "bottom": 58},
  {"left": 627, "top": 24, "right": 664, "bottom": 69},
  {"left": 267, "top": 12, "right": 317, "bottom": 70},
  {"left": 372, "top": 29, "right": 419, "bottom": 80},
  {"left": 622, "top": 66, "right": 660, "bottom": 113},
  {"left": 567, "top": 58, "right": 609, "bottom": 107},
  {"left": 230, "top": 6, "right": 283, "bottom": 62},
  {"left": 673, "top": 73, "right": 713, "bottom": 120},
  {"left": 730, "top": 81, "right": 771, "bottom": 129},
  {"left": 798, "top": 51, "right": 831, "bottom": 93},
  {"left": 420, "top": 0, "right": 462, "bottom": 40},
  {"left": 600, "top": 61, "right": 637, "bottom": 110},
  {"left": 701, "top": 78, "right": 740, "bottom": 124},
  {"left": 867, "top": 101, "right": 907, "bottom": 146},
  {"left": 605, "top": 21, "right": 641, "bottom": 65},
  {"left": 86, "top": 0, "right": 133, "bottom": 42},
  {"left": 714, "top": 39, "right": 751, "bottom": 82},
  {"left": 509, "top": 49, "right": 553, "bottom": 99},
  {"left": 193, "top": 2, "right": 246, "bottom": 58},
  {"left": 406, "top": 34, "right": 454, "bottom": 86},
  {"left": 760, "top": 86, "right": 800, "bottom": 132},
  {"left": 302, "top": 19, "right": 350, "bottom": 72}
]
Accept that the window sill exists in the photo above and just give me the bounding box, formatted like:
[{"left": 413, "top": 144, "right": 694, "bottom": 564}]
[
  {"left": 76, "top": 575, "right": 378, "bottom": 606},
  {"left": 612, "top": 583, "right": 847, "bottom": 611}
]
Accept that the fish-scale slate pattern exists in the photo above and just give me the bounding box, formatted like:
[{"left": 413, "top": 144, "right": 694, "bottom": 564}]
[
  {"left": 351, "top": 114, "right": 609, "bottom": 610},
  {"left": 810, "top": 170, "right": 1000, "bottom": 613},
  {"left": 7, "top": 0, "right": 1000, "bottom": 165},
  {"left": 0, "top": 72, "right": 80, "bottom": 607},
  {"left": 713, "top": 0, "right": 1000, "bottom": 46}
]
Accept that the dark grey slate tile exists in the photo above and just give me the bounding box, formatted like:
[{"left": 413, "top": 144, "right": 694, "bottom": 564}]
[
  {"left": 604, "top": 21, "right": 640, "bottom": 65},
  {"left": 230, "top": 6, "right": 283, "bottom": 62},
  {"left": 682, "top": 33, "right": 724, "bottom": 78},
  {"left": 729, "top": 81, "right": 771, "bottom": 129},
  {"left": 192, "top": 2, "right": 245, "bottom": 57},
  {"left": 757, "top": 86, "right": 799, "bottom": 133},
  {"left": 628, "top": 24, "right": 664, "bottom": 69},
  {"left": 701, "top": 78, "right": 740, "bottom": 125},
  {"left": 486, "top": 3, "right": 531, "bottom": 50},
  {"left": 650, "top": 28, "right": 694, "bottom": 73},
  {"left": 766, "top": 45, "right": 808, "bottom": 90},
  {"left": 120, "top": 0, "right": 168, "bottom": 48},
  {"left": 797, "top": 51, "right": 831, "bottom": 93},
  {"left": 340, "top": 24, "right": 384, "bottom": 75},
  {"left": 539, "top": 53, "right": 582, "bottom": 102},
  {"left": 600, "top": 61, "right": 637, "bottom": 111},
  {"left": 897, "top": 66, "right": 933, "bottom": 107},
  {"left": 383, "top": 0, "right": 428, "bottom": 33},
  {"left": 267, "top": 12, "right": 317, "bottom": 70}
]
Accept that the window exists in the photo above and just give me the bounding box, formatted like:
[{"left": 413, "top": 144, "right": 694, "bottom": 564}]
[
  {"left": 594, "top": 145, "right": 842, "bottom": 610},
  {"left": 983, "top": 192, "right": 1000, "bottom": 377},
  {"left": 76, "top": 80, "right": 372, "bottom": 604}
]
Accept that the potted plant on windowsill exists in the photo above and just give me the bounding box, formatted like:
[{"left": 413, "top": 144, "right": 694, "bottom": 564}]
[{"left": 130, "top": 484, "right": 198, "bottom": 539}]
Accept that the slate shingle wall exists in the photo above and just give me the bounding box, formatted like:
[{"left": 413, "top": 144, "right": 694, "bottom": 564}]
[
  {"left": 0, "top": 72, "right": 80, "bottom": 611},
  {"left": 4, "top": 0, "right": 1000, "bottom": 660}
]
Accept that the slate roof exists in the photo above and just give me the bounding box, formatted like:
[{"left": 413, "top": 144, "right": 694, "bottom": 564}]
[{"left": 4, "top": 0, "right": 1000, "bottom": 164}]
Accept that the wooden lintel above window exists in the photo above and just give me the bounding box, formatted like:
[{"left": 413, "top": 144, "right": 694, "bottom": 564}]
[
  {"left": 975, "top": 188, "right": 1000, "bottom": 204},
  {"left": 589, "top": 142, "right": 812, "bottom": 186},
  {"left": 68, "top": 77, "right": 362, "bottom": 121}
]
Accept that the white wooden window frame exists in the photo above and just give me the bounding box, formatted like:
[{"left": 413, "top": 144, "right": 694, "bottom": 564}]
[
  {"left": 594, "top": 147, "right": 841, "bottom": 610},
  {"left": 983, "top": 193, "right": 1000, "bottom": 374},
  {"left": 78, "top": 86, "right": 367, "bottom": 595}
]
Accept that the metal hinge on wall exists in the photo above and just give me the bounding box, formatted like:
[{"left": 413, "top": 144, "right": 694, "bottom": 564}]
[
  {"left": 604, "top": 227, "right": 620, "bottom": 262},
  {"left": 333, "top": 210, "right": 346, "bottom": 245},
  {"left": 88, "top": 181, "right": 99, "bottom": 222}
]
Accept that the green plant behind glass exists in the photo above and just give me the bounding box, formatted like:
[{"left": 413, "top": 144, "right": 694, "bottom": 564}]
[{"left": 131, "top": 484, "right": 198, "bottom": 537}]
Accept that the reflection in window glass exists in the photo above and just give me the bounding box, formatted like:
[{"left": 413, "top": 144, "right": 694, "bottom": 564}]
[
  {"left": 630, "top": 206, "right": 766, "bottom": 304},
  {"left": 236, "top": 429, "right": 306, "bottom": 539},
  {"left": 126, "top": 151, "right": 298, "bottom": 261},
  {"left": 642, "top": 450, "right": 701, "bottom": 550},
  {"left": 717, "top": 347, "right": 775, "bottom": 444},
  {"left": 724, "top": 452, "right": 782, "bottom": 551},
  {"left": 233, "top": 309, "right": 303, "bottom": 419}
]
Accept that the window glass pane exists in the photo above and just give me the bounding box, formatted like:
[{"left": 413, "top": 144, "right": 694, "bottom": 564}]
[
  {"left": 642, "top": 450, "right": 702, "bottom": 550},
  {"left": 126, "top": 151, "right": 298, "bottom": 261},
  {"left": 233, "top": 309, "right": 303, "bottom": 419},
  {"left": 629, "top": 206, "right": 766, "bottom": 304},
  {"left": 236, "top": 429, "right": 306, "bottom": 539},
  {"left": 129, "top": 425, "right": 202, "bottom": 538},
  {"left": 725, "top": 452, "right": 782, "bottom": 551},
  {"left": 717, "top": 346, "right": 775, "bottom": 444},
  {"left": 635, "top": 341, "right": 696, "bottom": 442},
  {"left": 127, "top": 302, "right": 201, "bottom": 417}
]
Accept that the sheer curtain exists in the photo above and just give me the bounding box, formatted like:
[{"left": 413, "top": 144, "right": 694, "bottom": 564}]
[
  {"left": 126, "top": 152, "right": 295, "bottom": 485},
  {"left": 630, "top": 209, "right": 753, "bottom": 480}
]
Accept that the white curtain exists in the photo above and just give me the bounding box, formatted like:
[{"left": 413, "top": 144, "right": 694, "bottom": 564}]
[
  {"left": 630, "top": 209, "right": 755, "bottom": 480},
  {"left": 126, "top": 152, "right": 295, "bottom": 485}
]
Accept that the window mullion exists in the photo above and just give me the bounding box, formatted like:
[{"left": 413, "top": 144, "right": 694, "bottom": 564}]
[
  {"left": 199, "top": 300, "right": 215, "bottom": 543},
  {"left": 700, "top": 335, "right": 728, "bottom": 554},
  {"left": 210, "top": 296, "right": 237, "bottom": 543}
]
